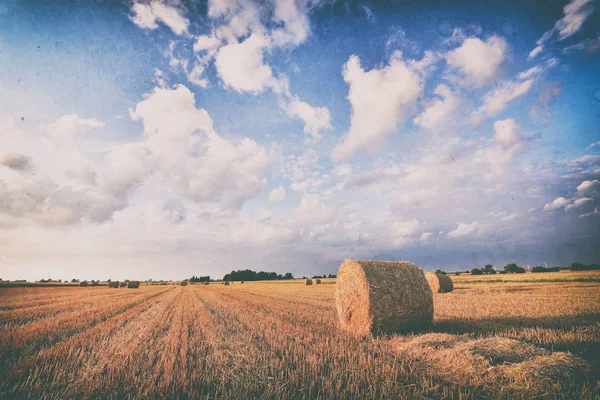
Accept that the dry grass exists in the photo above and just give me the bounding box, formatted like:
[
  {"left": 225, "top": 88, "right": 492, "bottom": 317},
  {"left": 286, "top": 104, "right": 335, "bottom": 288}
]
[{"left": 0, "top": 271, "right": 598, "bottom": 399}]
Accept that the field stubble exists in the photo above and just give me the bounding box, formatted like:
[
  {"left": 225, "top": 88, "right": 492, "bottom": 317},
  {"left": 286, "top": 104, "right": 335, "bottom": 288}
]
[{"left": 0, "top": 271, "right": 598, "bottom": 399}]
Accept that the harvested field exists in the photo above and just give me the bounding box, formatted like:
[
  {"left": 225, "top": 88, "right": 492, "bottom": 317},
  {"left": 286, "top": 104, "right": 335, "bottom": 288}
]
[{"left": 0, "top": 272, "right": 598, "bottom": 399}]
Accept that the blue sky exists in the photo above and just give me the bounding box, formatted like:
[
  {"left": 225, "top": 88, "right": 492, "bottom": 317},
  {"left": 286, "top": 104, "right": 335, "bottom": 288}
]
[{"left": 0, "top": 0, "right": 599, "bottom": 281}]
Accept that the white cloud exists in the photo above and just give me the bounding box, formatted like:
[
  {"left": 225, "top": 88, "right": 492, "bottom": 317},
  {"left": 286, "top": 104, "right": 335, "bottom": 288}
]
[
  {"left": 517, "top": 65, "right": 543, "bottom": 80},
  {"left": 214, "top": 34, "right": 278, "bottom": 94},
  {"left": 588, "top": 141, "right": 600, "bottom": 149},
  {"left": 577, "top": 179, "right": 600, "bottom": 192},
  {"left": 445, "top": 35, "right": 508, "bottom": 87},
  {"left": 332, "top": 51, "right": 426, "bottom": 161},
  {"left": 413, "top": 84, "right": 460, "bottom": 132},
  {"left": 493, "top": 118, "right": 521, "bottom": 148},
  {"left": 529, "top": 0, "right": 596, "bottom": 57},
  {"left": 130, "top": 1, "right": 189, "bottom": 35},
  {"left": 472, "top": 79, "right": 533, "bottom": 123},
  {"left": 543, "top": 196, "right": 569, "bottom": 211},
  {"left": 269, "top": 186, "right": 286, "bottom": 203},
  {"left": 448, "top": 221, "right": 482, "bottom": 238},
  {"left": 129, "top": 84, "right": 272, "bottom": 208},
  {"left": 284, "top": 98, "right": 332, "bottom": 141},
  {"left": 473, "top": 118, "right": 524, "bottom": 177},
  {"left": 554, "top": 0, "right": 595, "bottom": 41},
  {"left": 565, "top": 197, "right": 592, "bottom": 210},
  {"left": 420, "top": 232, "right": 432, "bottom": 241},
  {"left": 271, "top": 0, "right": 310, "bottom": 46},
  {"left": 528, "top": 45, "right": 543, "bottom": 59}
]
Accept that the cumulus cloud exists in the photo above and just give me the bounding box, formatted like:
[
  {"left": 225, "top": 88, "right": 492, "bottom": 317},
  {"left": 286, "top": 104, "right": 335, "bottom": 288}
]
[
  {"left": 214, "top": 34, "right": 279, "bottom": 94},
  {"left": 130, "top": 1, "right": 189, "bottom": 35},
  {"left": 332, "top": 51, "right": 426, "bottom": 161},
  {"left": 284, "top": 98, "right": 332, "bottom": 141},
  {"left": 565, "top": 197, "right": 592, "bottom": 210},
  {"left": 130, "top": 84, "right": 272, "bottom": 208},
  {"left": 445, "top": 35, "right": 508, "bottom": 87},
  {"left": 413, "top": 84, "right": 460, "bottom": 132},
  {"left": 543, "top": 196, "right": 570, "bottom": 211},
  {"left": 448, "top": 221, "right": 482, "bottom": 238},
  {"left": 577, "top": 179, "right": 600, "bottom": 192},
  {"left": 472, "top": 119, "right": 525, "bottom": 177},
  {"left": 269, "top": 186, "right": 286, "bottom": 203}
]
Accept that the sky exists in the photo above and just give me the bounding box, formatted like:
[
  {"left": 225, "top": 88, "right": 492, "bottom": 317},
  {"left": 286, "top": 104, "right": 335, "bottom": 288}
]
[{"left": 1, "top": 0, "right": 599, "bottom": 281}]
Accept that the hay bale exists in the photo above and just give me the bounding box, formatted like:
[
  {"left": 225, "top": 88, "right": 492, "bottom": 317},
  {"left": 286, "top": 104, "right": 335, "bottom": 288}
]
[
  {"left": 305, "top": 279, "right": 313, "bottom": 285},
  {"left": 91, "top": 281, "right": 99, "bottom": 286},
  {"left": 80, "top": 281, "right": 88, "bottom": 287},
  {"left": 240, "top": 281, "right": 244, "bottom": 284},
  {"left": 425, "top": 272, "right": 454, "bottom": 293},
  {"left": 203, "top": 282, "right": 209, "bottom": 286},
  {"left": 180, "top": 281, "right": 187, "bottom": 286},
  {"left": 335, "top": 260, "right": 433, "bottom": 336},
  {"left": 224, "top": 281, "right": 230, "bottom": 286},
  {"left": 315, "top": 279, "right": 322, "bottom": 284},
  {"left": 108, "top": 281, "right": 119, "bottom": 288},
  {"left": 120, "top": 282, "right": 127, "bottom": 287},
  {"left": 127, "top": 281, "right": 140, "bottom": 289}
]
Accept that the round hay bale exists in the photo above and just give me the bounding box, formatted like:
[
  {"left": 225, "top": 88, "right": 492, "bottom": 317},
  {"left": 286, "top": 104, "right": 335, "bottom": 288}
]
[
  {"left": 180, "top": 281, "right": 187, "bottom": 286},
  {"left": 315, "top": 279, "right": 322, "bottom": 284},
  {"left": 80, "top": 281, "right": 88, "bottom": 287},
  {"left": 425, "top": 272, "right": 454, "bottom": 293},
  {"left": 305, "top": 279, "right": 313, "bottom": 285},
  {"left": 224, "top": 281, "right": 230, "bottom": 286},
  {"left": 119, "top": 282, "right": 127, "bottom": 287},
  {"left": 335, "top": 260, "right": 433, "bottom": 337},
  {"left": 127, "top": 281, "right": 140, "bottom": 289},
  {"left": 203, "top": 282, "right": 209, "bottom": 286}
]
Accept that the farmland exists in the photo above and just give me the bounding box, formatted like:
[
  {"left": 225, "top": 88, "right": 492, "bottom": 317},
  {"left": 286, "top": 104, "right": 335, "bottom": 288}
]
[{"left": 1, "top": 271, "right": 599, "bottom": 399}]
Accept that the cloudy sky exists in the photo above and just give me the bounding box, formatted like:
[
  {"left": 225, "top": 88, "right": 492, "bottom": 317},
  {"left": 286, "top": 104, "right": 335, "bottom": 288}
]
[{"left": 1, "top": 0, "right": 599, "bottom": 281}]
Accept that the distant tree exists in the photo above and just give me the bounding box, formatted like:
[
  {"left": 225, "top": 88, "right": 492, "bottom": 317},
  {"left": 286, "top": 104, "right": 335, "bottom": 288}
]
[
  {"left": 328, "top": 274, "right": 337, "bottom": 278},
  {"left": 71, "top": 279, "right": 78, "bottom": 282},
  {"left": 532, "top": 266, "right": 552, "bottom": 273},
  {"left": 222, "top": 269, "right": 281, "bottom": 282},
  {"left": 570, "top": 262, "right": 600, "bottom": 271},
  {"left": 189, "top": 275, "right": 210, "bottom": 282},
  {"left": 483, "top": 264, "right": 496, "bottom": 274},
  {"left": 435, "top": 269, "right": 446, "bottom": 275},
  {"left": 471, "top": 268, "right": 483, "bottom": 275},
  {"left": 283, "top": 273, "right": 294, "bottom": 280},
  {"left": 454, "top": 272, "right": 461, "bottom": 276},
  {"left": 107, "top": 279, "right": 111, "bottom": 282},
  {"left": 504, "top": 263, "right": 525, "bottom": 273}
]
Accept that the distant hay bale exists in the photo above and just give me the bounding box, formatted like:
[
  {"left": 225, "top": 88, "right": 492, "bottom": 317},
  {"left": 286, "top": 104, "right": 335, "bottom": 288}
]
[
  {"left": 108, "top": 282, "right": 119, "bottom": 288},
  {"left": 91, "top": 281, "right": 99, "bottom": 286},
  {"left": 305, "top": 279, "right": 313, "bottom": 285},
  {"left": 315, "top": 279, "right": 322, "bottom": 284},
  {"left": 127, "top": 281, "right": 140, "bottom": 289},
  {"left": 80, "top": 281, "right": 88, "bottom": 287},
  {"left": 335, "top": 260, "right": 433, "bottom": 337},
  {"left": 180, "top": 281, "right": 187, "bottom": 286},
  {"left": 425, "top": 272, "right": 454, "bottom": 293},
  {"left": 120, "top": 282, "right": 126, "bottom": 287},
  {"left": 224, "top": 281, "right": 230, "bottom": 286},
  {"left": 241, "top": 281, "right": 244, "bottom": 284},
  {"left": 203, "top": 282, "right": 209, "bottom": 286}
]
